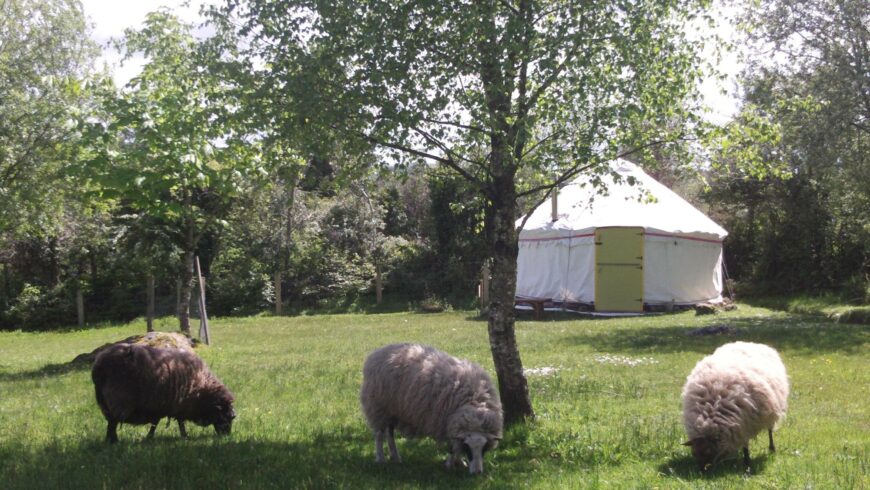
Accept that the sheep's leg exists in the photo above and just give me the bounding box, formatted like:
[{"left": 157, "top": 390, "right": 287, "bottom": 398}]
[
  {"left": 147, "top": 423, "right": 157, "bottom": 439},
  {"left": 743, "top": 446, "right": 751, "bottom": 470},
  {"left": 178, "top": 420, "right": 187, "bottom": 438},
  {"left": 768, "top": 429, "right": 776, "bottom": 452},
  {"left": 374, "top": 430, "right": 386, "bottom": 463},
  {"left": 387, "top": 426, "right": 401, "bottom": 463},
  {"left": 106, "top": 420, "right": 119, "bottom": 444}
]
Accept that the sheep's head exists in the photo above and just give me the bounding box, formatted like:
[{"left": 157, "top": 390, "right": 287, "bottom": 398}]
[
  {"left": 452, "top": 432, "right": 500, "bottom": 475},
  {"left": 212, "top": 400, "right": 236, "bottom": 435},
  {"left": 447, "top": 404, "right": 503, "bottom": 475},
  {"left": 684, "top": 437, "right": 719, "bottom": 473},
  {"left": 193, "top": 387, "right": 236, "bottom": 435}
]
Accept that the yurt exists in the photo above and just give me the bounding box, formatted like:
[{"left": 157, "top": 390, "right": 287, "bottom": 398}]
[{"left": 516, "top": 159, "right": 727, "bottom": 312}]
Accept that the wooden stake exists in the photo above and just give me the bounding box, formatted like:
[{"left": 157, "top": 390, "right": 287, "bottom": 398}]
[
  {"left": 146, "top": 273, "right": 155, "bottom": 332},
  {"left": 195, "top": 256, "right": 210, "bottom": 345}
]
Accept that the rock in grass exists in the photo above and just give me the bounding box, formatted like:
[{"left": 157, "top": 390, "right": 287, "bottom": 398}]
[{"left": 71, "top": 331, "right": 199, "bottom": 365}]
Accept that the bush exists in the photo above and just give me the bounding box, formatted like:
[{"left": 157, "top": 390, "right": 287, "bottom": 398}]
[
  {"left": 208, "top": 248, "right": 273, "bottom": 316},
  {"left": 1, "top": 283, "right": 73, "bottom": 330}
]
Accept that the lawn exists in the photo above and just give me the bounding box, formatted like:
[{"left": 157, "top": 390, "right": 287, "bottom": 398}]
[{"left": 0, "top": 306, "right": 867, "bottom": 489}]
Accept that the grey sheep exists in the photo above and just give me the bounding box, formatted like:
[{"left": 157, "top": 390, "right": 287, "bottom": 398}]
[
  {"left": 92, "top": 343, "right": 236, "bottom": 443},
  {"left": 681, "top": 341, "right": 789, "bottom": 472},
  {"left": 360, "top": 343, "right": 503, "bottom": 475}
]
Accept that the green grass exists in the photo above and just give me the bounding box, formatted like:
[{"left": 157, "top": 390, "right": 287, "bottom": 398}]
[
  {"left": 0, "top": 306, "right": 867, "bottom": 489},
  {"left": 745, "top": 294, "right": 870, "bottom": 324}
]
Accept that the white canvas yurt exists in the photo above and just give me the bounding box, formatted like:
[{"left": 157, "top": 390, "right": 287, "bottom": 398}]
[{"left": 516, "top": 159, "right": 727, "bottom": 312}]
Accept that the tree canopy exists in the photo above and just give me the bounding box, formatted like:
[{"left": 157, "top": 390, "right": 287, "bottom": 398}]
[{"left": 218, "top": 0, "right": 715, "bottom": 423}]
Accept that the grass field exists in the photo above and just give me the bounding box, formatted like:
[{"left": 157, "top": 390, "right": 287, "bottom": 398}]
[{"left": 0, "top": 305, "right": 867, "bottom": 489}]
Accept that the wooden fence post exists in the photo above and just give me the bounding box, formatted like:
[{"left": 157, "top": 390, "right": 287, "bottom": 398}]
[
  {"left": 146, "top": 273, "right": 155, "bottom": 332},
  {"left": 195, "top": 256, "right": 210, "bottom": 345}
]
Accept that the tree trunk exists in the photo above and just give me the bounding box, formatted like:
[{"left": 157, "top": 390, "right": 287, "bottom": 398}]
[
  {"left": 275, "top": 269, "right": 283, "bottom": 315},
  {"left": 2, "top": 263, "right": 8, "bottom": 299},
  {"left": 146, "top": 273, "right": 155, "bottom": 332},
  {"left": 178, "top": 249, "right": 194, "bottom": 335},
  {"left": 485, "top": 175, "right": 534, "bottom": 425},
  {"left": 76, "top": 282, "right": 85, "bottom": 327},
  {"left": 375, "top": 263, "right": 383, "bottom": 305}
]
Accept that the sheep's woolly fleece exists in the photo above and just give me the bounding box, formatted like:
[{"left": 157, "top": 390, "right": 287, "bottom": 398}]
[
  {"left": 360, "top": 343, "right": 502, "bottom": 442},
  {"left": 681, "top": 341, "right": 789, "bottom": 455},
  {"left": 92, "top": 343, "right": 234, "bottom": 440}
]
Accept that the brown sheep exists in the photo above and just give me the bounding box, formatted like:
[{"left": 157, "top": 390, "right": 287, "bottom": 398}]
[{"left": 92, "top": 343, "right": 235, "bottom": 443}]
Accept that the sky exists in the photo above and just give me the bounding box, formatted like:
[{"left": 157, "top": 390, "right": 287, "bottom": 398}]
[
  {"left": 82, "top": 0, "right": 219, "bottom": 86},
  {"left": 80, "top": 0, "right": 743, "bottom": 124}
]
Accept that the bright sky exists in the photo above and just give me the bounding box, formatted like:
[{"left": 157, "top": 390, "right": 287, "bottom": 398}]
[
  {"left": 80, "top": 0, "right": 743, "bottom": 124},
  {"left": 82, "top": 0, "right": 219, "bottom": 85}
]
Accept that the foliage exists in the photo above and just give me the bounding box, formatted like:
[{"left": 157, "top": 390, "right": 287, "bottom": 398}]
[
  {"left": 1, "top": 284, "right": 71, "bottom": 330},
  {"left": 218, "top": 0, "right": 717, "bottom": 423},
  {"left": 0, "top": 307, "right": 867, "bottom": 488},
  {"left": 77, "top": 11, "right": 261, "bottom": 331},
  {"left": 207, "top": 246, "right": 274, "bottom": 316},
  {"left": 704, "top": 0, "right": 869, "bottom": 296},
  {"left": 0, "top": 0, "right": 98, "bottom": 231}
]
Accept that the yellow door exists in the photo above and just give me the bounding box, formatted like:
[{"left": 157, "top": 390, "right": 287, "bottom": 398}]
[{"left": 595, "top": 227, "right": 644, "bottom": 312}]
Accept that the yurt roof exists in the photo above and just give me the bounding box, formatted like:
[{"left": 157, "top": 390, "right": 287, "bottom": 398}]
[{"left": 518, "top": 159, "right": 727, "bottom": 241}]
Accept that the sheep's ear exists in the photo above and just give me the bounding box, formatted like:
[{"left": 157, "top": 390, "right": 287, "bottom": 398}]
[{"left": 682, "top": 440, "right": 694, "bottom": 446}]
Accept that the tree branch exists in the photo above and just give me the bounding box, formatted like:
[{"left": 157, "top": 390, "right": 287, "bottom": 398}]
[
  {"left": 520, "top": 129, "right": 566, "bottom": 159},
  {"left": 497, "top": 0, "right": 520, "bottom": 16},
  {"left": 516, "top": 138, "right": 683, "bottom": 200},
  {"left": 410, "top": 126, "right": 488, "bottom": 183},
  {"left": 420, "top": 117, "right": 491, "bottom": 135},
  {"left": 358, "top": 128, "right": 483, "bottom": 186}
]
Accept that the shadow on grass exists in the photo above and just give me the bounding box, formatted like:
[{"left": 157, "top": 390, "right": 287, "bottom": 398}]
[
  {"left": 466, "top": 310, "right": 665, "bottom": 323},
  {"left": 566, "top": 314, "right": 869, "bottom": 355},
  {"left": 0, "top": 427, "right": 534, "bottom": 490},
  {"left": 658, "top": 452, "right": 771, "bottom": 480},
  {"left": 0, "top": 359, "right": 90, "bottom": 382}
]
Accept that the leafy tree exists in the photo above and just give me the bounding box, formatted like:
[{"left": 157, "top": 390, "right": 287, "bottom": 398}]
[
  {"left": 220, "top": 0, "right": 712, "bottom": 422},
  {"left": 80, "top": 11, "right": 258, "bottom": 333},
  {"left": 705, "top": 0, "right": 869, "bottom": 297},
  {"left": 0, "top": 0, "right": 98, "bottom": 231}
]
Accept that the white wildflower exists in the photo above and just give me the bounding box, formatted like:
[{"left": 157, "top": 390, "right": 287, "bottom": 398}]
[
  {"left": 524, "top": 366, "right": 560, "bottom": 376},
  {"left": 592, "top": 354, "right": 658, "bottom": 367}
]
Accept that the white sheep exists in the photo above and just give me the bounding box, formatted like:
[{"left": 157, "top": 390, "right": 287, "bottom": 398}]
[
  {"left": 360, "top": 343, "right": 503, "bottom": 475},
  {"left": 681, "top": 341, "right": 789, "bottom": 472}
]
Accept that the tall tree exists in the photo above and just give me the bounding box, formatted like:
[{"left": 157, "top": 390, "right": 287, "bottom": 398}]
[
  {"left": 80, "top": 11, "right": 257, "bottom": 334},
  {"left": 0, "top": 0, "right": 97, "bottom": 231},
  {"left": 705, "top": 0, "right": 869, "bottom": 294},
  {"left": 220, "top": 0, "right": 711, "bottom": 423}
]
